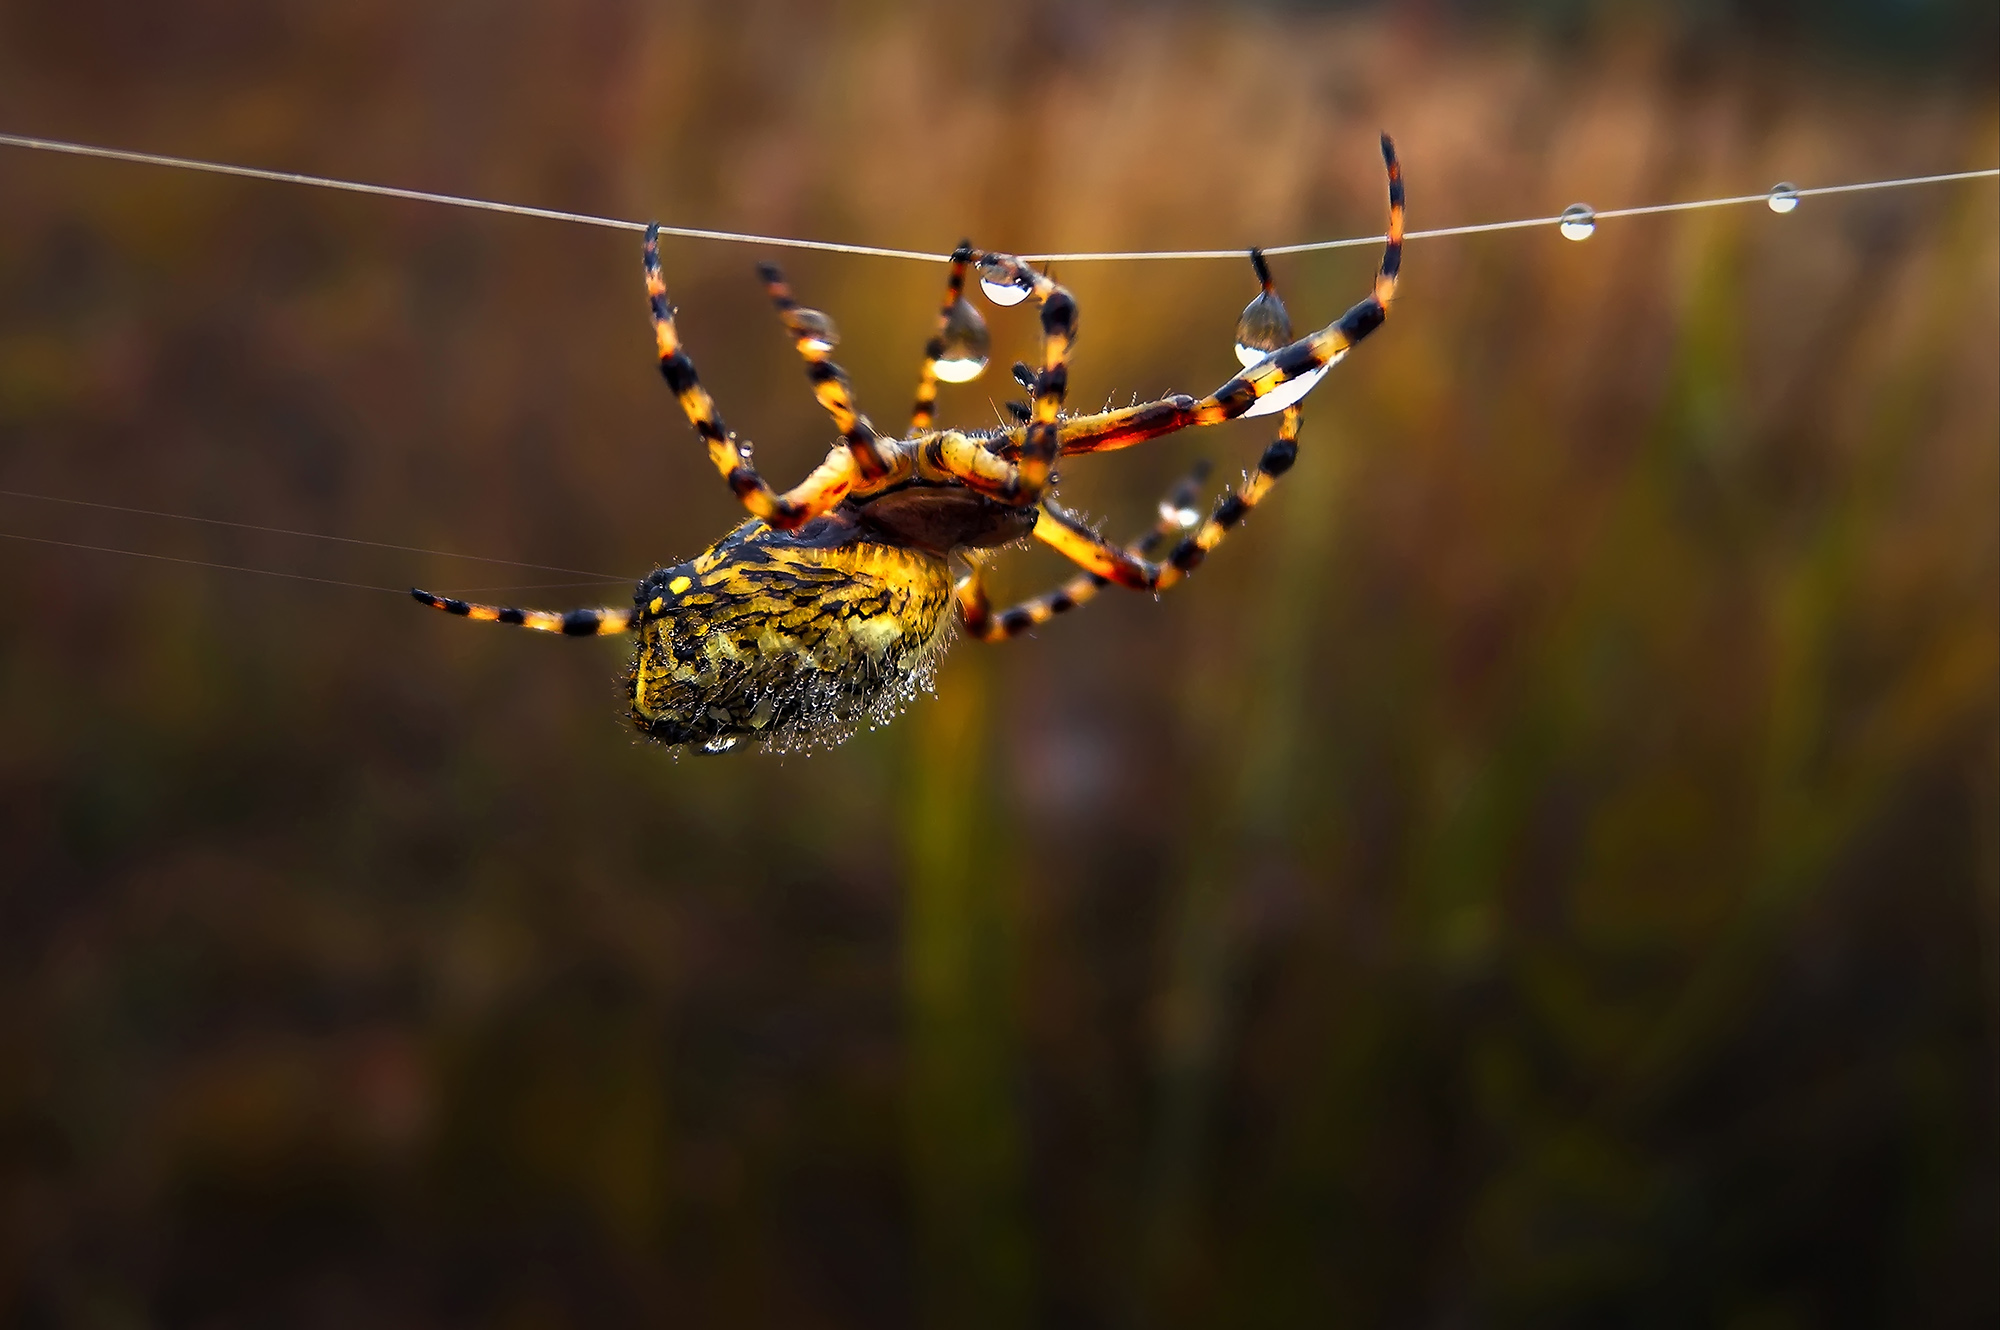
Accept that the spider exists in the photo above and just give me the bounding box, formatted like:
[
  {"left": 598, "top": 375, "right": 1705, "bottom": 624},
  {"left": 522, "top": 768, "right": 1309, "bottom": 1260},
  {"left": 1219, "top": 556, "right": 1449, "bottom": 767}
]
[{"left": 413, "top": 135, "right": 1404, "bottom": 752}]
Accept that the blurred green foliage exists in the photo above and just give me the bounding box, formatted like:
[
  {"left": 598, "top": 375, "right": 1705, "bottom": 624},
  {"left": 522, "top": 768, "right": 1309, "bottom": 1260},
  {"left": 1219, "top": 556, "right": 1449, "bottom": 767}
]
[{"left": 0, "top": 1, "right": 1995, "bottom": 1325}]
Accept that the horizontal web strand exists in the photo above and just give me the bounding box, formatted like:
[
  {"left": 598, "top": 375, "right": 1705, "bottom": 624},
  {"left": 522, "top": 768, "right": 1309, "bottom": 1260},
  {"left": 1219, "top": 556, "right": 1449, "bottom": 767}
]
[
  {"left": 0, "top": 486, "right": 634, "bottom": 581},
  {"left": 2, "top": 528, "right": 407, "bottom": 594},
  {"left": 3, "top": 131, "right": 1993, "bottom": 264}
]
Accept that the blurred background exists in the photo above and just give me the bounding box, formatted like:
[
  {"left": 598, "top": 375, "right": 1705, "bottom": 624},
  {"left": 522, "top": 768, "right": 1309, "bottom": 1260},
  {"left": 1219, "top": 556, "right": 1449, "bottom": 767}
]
[{"left": 2, "top": 0, "right": 1995, "bottom": 1324}]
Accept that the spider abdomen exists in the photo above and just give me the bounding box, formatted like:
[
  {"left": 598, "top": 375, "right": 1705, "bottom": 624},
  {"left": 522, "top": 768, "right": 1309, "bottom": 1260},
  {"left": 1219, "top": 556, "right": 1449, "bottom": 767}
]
[{"left": 629, "top": 520, "right": 954, "bottom": 752}]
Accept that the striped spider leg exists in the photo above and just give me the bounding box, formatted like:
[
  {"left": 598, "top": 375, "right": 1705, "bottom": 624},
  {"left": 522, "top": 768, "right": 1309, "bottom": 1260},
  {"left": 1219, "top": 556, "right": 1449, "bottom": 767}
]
[
  {"left": 910, "top": 242, "right": 974, "bottom": 433},
  {"left": 755, "top": 261, "right": 895, "bottom": 482},
  {"left": 981, "top": 132, "right": 1401, "bottom": 466},
  {"left": 412, "top": 134, "right": 1403, "bottom": 755},
  {"left": 948, "top": 132, "right": 1402, "bottom": 617},
  {"left": 646, "top": 225, "right": 865, "bottom": 530},
  {"left": 955, "top": 459, "right": 1213, "bottom": 640},
  {"left": 917, "top": 251, "right": 1078, "bottom": 507}
]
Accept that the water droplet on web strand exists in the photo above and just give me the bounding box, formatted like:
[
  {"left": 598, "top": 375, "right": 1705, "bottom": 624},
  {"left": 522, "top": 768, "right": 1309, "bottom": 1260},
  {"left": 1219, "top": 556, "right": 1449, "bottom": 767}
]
[
  {"left": 932, "top": 297, "right": 991, "bottom": 383},
  {"left": 1559, "top": 204, "right": 1596, "bottom": 242},
  {"left": 1233, "top": 289, "right": 1293, "bottom": 368},
  {"left": 793, "top": 308, "right": 839, "bottom": 353},
  {"left": 977, "top": 258, "right": 1033, "bottom": 307},
  {"left": 1767, "top": 182, "right": 1800, "bottom": 214}
]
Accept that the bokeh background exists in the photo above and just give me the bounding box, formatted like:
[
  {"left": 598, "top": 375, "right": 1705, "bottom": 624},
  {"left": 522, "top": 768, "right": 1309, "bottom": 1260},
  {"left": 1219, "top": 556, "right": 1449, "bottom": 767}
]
[{"left": 2, "top": 1, "right": 1996, "bottom": 1324}]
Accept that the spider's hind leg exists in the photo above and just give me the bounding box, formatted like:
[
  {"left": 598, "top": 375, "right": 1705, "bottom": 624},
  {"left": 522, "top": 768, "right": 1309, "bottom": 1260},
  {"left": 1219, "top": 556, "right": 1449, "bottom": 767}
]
[
  {"left": 756, "top": 262, "right": 892, "bottom": 481},
  {"left": 411, "top": 589, "right": 635, "bottom": 636},
  {"left": 645, "top": 226, "right": 857, "bottom": 529}
]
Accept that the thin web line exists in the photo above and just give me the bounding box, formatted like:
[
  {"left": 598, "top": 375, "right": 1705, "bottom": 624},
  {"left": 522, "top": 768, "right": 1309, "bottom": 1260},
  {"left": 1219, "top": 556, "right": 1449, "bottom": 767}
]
[
  {"left": 0, "top": 486, "right": 636, "bottom": 580},
  {"left": 1, "top": 529, "right": 406, "bottom": 594},
  {"left": 4, "top": 131, "right": 1994, "bottom": 265},
  {"left": 432, "top": 579, "right": 635, "bottom": 594}
]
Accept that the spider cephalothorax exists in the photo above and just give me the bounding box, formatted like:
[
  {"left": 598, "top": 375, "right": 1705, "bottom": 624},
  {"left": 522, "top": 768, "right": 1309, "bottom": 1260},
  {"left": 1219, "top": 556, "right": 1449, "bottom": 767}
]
[{"left": 414, "top": 136, "right": 1405, "bottom": 751}]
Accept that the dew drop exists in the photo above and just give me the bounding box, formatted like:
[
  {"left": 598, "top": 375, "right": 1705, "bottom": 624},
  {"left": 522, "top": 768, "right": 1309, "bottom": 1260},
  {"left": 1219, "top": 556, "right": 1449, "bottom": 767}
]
[
  {"left": 977, "top": 258, "right": 1033, "bottom": 307},
  {"left": 1242, "top": 358, "right": 1338, "bottom": 418},
  {"left": 1767, "top": 182, "right": 1800, "bottom": 214},
  {"left": 793, "top": 307, "right": 839, "bottom": 353},
  {"left": 1233, "top": 289, "right": 1293, "bottom": 368},
  {"left": 933, "top": 297, "right": 991, "bottom": 383},
  {"left": 1558, "top": 203, "right": 1596, "bottom": 242}
]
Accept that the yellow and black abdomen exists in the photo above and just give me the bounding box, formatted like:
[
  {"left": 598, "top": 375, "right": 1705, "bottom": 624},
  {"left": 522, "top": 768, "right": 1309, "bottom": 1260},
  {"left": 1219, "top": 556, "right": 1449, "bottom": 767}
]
[{"left": 630, "top": 515, "right": 956, "bottom": 751}]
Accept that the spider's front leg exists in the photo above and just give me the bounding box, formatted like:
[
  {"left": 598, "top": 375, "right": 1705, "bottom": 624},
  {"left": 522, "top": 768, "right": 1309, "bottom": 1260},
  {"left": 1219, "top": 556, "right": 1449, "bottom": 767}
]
[
  {"left": 955, "top": 460, "right": 1210, "bottom": 640},
  {"left": 994, "top": 133, "right": 1404, "bottom": 460},
  {"left": 645, "top": 225, "right": 858, "bottom": 530},
  {"left": 1047, "top": 404, "right": 1305, "bottom": 582},
  {"left": 959, "top": 403, "right": 1306, "bottom": 641},
  {"left": 925, "top": 252, "right": 1075, "bottom": 506}
]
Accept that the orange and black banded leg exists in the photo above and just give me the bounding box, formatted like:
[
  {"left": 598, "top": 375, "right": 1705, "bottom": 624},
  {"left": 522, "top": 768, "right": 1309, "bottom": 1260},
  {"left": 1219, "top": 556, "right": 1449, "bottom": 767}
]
[
  {"left": 984, "top": 134, "right": 1402, "bottom": 461},
  {"left": 964, "top": 404, "right": 1306, "bottom": 637},
  {"left": 910, "top": 242, "right": 973, "bottom": 433},
  {"left": 645, "top": 225, "right": 857, "bottom": 528},
  {"left": 956, "top": 460, "right": 1210, "bottom": 641},
  {"left": 411, "top": 589, "right": 635, "bottom": 636},
  {"left": 1151, "top": 404, "right": 1303, "bottom": 590},
  {"left": 1184, "top": 134, "right": 1402, "bottom": 427},
  {"left": 1040, "top": 405, "right": 1307, "bottom": 592},
  {"left": 1027, "top": 499, "right": 1168, "bottom": 590},
  {"left": 961, "top": 252, "right": 1075, "bottom": 504},
  {"left": 756, "top": 262, "right": 892, "bottom": 482}
]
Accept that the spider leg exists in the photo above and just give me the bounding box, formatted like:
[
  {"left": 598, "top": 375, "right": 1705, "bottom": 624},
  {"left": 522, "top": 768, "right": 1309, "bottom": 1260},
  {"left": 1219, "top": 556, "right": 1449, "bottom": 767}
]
[
  {"left": 955, "top": 460, "right": 1210, "bottom": 641},
  {"left": 990, "top": 133, "right": 1402, "bottom": 460},
  {"left": 1028, "top": 498, "right": 1169, "bottom": 590},
  {"left": 961, "top": 404, "right": 1305, "bottom": 640},
  {"left": 756, "top": 262, "right": 893, "bottom": 482},
  {"left": 931, "top": 251, "right": 1074, "bottom": 506},
  {"left": 909, "top": 242, "right": 973, "bottom": 433},
  {"left": 1030, "top": 404, "right": 1303, "bottom": 590},
  {"left": 410, "top": 589, "right": 634, "bottom": 636},
  {"left": 645, "top": 226, "right": 858, "bottom": 529},
  {"left": 1151, "top": 403, "right": 1304, "bottom": 589}
]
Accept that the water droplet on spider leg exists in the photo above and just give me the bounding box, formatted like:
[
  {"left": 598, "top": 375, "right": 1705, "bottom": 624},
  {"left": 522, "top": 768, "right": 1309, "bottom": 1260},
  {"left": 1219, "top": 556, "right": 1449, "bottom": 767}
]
[
  {"left": 1558, "top": 204, "right": 1596, "bottom": 242},
  {"left": 1767, "top": 182, "right": 1800, "bottom": 214},
  {"left": 932, "top": 297, "right": 991, "bottom": 383},
  {"left": 793, "top": 309, "right": 839, "bottom": 353},
  {"left": 793, "top": 307, "right": 839, "bottom": 353},
  {"left": 1233, "top": 289, "right": 1293, "bottom": 368},
  {"left": 977, "top": 258, "right": 1033, "bottom": 307},
  {"left": 1241, "top": 354, "right": 1342, "bottom": 418}
]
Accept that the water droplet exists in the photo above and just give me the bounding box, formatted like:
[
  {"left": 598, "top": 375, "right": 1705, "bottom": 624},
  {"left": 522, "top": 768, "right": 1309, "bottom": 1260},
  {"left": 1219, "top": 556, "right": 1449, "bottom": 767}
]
[
  {"left": 1559, "top": 203, "right": 1596, "bottom": 242},
  {"left": 1767, "top": 182, "right": 1800, "bottom": 214},
  {"left": 933, "top": 298, "right": 990, "bottom": 383},
  {"left": 1159, "top": 500, "right": 1201, "bottom": 528},
  {"left": 1233, "top": 289, "right": 1293, "bottom": 368},
  {"left": 1241, "top": 353, "right": 1342, "bottom": 418},
  {"left": 793, "top": 308, "right": 839, "bottom": 353},
  {"left": 977, "top": 259, "right": 1032, "bottom": 307}
]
